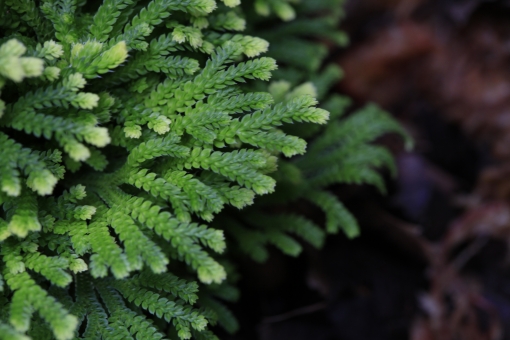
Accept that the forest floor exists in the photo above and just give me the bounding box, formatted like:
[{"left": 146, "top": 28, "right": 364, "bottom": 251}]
[{"left": 226, "top": 1, "right": 510, "bottom": 339}]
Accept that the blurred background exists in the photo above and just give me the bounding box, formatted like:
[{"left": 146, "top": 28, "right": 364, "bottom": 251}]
[{"left": 228, "top": 0, "right": 510, "bottom": 339}]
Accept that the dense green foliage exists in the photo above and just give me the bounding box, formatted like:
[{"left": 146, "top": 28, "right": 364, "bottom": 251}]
[{"left": 0, "top": 0, "right": 408, "bottom": 339}]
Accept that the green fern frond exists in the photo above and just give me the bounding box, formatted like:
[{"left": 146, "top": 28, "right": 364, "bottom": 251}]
[{"left": 0, "top": 0, "right": 408, "bottom": 338}]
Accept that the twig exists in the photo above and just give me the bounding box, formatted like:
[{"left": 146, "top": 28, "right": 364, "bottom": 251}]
[
  {"left": 451, "top": 236, "right": 489, "bottom": 270},
  {"left": 261, "top": 301, "right": 327, "bottom": 324}
]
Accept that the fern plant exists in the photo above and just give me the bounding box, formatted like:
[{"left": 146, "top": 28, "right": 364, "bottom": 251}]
[
  {"left": 0, "top": 1, "right": 332, "bottom": 339},
  {"left": 0, "top": 0, "right": 408, "bottom": 339}
]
